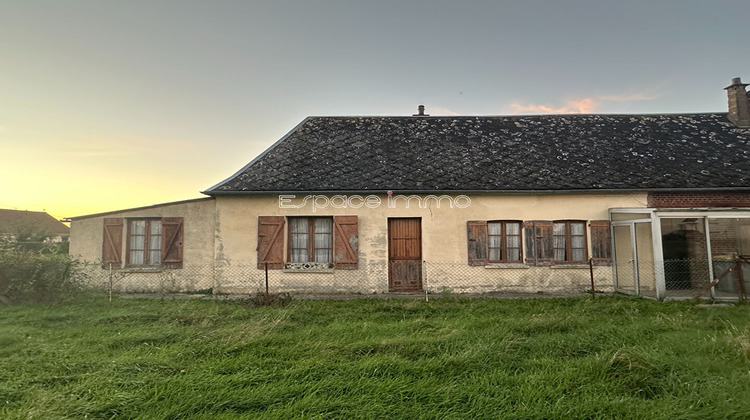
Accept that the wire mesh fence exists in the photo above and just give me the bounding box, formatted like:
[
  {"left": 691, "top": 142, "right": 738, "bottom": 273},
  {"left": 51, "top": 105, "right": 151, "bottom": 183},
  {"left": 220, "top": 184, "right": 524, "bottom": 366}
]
[
  {"left": 78, "top": 257, "right": 750, "bottom": 302},
  {"left": 81, "top": 260, "right": 612, "bottom": 299}
]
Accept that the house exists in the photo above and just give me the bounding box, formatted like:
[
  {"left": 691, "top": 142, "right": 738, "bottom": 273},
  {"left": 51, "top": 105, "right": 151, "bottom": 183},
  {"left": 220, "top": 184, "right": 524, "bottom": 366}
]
[
  {"left": 0, "top": 209, "right": 71, "bottom": 245},
  {"left": 69, "top": 77, "right": 750, "bottom": 299}
]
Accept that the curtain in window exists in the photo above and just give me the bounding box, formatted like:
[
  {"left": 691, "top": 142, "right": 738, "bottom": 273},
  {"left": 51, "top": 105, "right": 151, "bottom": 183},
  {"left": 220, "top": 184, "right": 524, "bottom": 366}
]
[
  {"left": 290, "top": 218, "right": 308, "bottom": 262},
  {"left": 506, "top": 222, "right": 520, "bottom": 261},
  {"left": 571, "top": 222, "right": 585, "bottom": 261},
  {"left": 129, "top": 220, "right": 146, "bottom": 265},
  {"left": 553, "top": 223, "right": 566, "bottom": 261},
  {"left": 149, "top": 220, "right": 162, "bottom": 265},
  {"left": 488, "top": 222, "right": 502, "bottom": 261},
  {"left": 314, "top": 218, "right": 332, "bottom": 262}
]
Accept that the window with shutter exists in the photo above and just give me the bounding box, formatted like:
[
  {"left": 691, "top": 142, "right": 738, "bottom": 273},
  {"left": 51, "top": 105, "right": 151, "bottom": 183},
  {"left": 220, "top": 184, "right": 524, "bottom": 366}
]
[
  {"left": 589, "top": 220, "right": 612, "bottom": 264},
  {"left": 467, "top": 221, "right": 488, "bottom": 266},
  {"left": 333, "top": 216, "right": 358, "bottom": 269},
  {"left": 552, "top": 220, "right": 588, "bottom": 263},
  {"left": 257, "top": 216, "right": 285, "bottom": 269},
  {"left": 524, "top": 221, "right": 554, "bottom": 265},
  {"left": 102, "top": 218, "right": 123, "bottom": 268}
]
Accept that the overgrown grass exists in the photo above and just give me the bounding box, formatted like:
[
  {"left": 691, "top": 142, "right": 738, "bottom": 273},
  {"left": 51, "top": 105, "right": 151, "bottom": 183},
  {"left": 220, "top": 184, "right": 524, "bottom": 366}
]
[{"left": 1, "top": 296, "right": 750, "bottom": 419}]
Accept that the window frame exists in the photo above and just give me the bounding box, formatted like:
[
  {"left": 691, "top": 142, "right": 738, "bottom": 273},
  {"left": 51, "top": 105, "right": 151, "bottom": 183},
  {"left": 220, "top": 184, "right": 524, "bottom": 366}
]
[
  {"left": 552, "top": 220, "right": 588, "bottom": 263},
  {"left": 487, "top": 220, "right": 523, "bottom": 263},
  {"left": 287, "top": 216, "right": 334, "bottom": 264},
  {"left": 126, "top": 218, "right": 163, "bottom": 267}
]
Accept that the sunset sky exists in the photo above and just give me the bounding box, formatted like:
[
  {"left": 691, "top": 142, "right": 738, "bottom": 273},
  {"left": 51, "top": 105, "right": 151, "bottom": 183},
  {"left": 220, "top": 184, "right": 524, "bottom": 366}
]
[{"left": 1, "top": 0, "right": 749, "bottom": 220}]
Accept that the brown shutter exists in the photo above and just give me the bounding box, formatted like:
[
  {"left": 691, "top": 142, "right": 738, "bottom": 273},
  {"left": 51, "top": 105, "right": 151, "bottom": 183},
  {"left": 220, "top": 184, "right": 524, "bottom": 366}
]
[
  {"left": 333, "top": 216, "right": 358, "bottom": 269},
  {"left": 161, "top": 217, "right": 184, "bottom": 268},
  {"left": 524, "top": 221, "right": 536, "bottom": 263},
  {"left": 467, "top": 221, "right": 488, "bottom": 266},
  {"left": 102, "top": 218, "right": 123, "bottom": 268},
  {"left": 525, "top": 221, "right": 553, "bottom": 266},
  {"left": 589, "top": 220, "right": 612, "bottom": 265},
  {"left": 257, "top": 216, "right": 285, "bottom": 269}
]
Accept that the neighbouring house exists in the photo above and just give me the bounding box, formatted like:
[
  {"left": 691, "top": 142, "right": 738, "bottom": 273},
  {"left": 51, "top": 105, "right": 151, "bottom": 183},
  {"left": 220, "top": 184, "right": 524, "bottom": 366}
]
[
  {"left": 0, "top": 209, "right": 70, "bottom": 245},
  {"left": 70, "top": 77, "right": 750, "bottom": 299}
]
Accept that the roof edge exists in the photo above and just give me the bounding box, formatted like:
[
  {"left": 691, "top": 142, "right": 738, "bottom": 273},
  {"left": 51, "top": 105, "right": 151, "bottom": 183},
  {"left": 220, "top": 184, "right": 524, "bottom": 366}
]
[
  {"left": 69, "top": 197, "right": 215, "bottom": 221},
  {"left": 202, "top": 117, "right": 313, "bottom": 195},
  {"left": 206, "top": 187, "right": 750, "bottom": 196}
]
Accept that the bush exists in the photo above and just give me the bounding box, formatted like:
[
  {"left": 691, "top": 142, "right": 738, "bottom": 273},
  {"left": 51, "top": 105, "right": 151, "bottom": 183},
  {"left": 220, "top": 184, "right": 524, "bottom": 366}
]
[{"left": 0, "top": 247, "right": 86, "bottom": 303}]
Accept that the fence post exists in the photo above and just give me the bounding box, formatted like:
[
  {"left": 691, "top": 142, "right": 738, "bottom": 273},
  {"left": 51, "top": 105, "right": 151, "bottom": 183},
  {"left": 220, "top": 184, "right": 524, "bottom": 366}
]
[
  {"left": 736, "top": 256, "right": 747, "bottom": 304},
  {"left": 423, "top": 260, "right": 428, "bottom": 302},
  {"left": 265, "top": 262, "right": 269, "bottom": 296},
  {"left": 589, "top": 258, "right": 595, "bottom": 300},
  {"left": 108, "top": 263, "right": 113, "bottom": 303}
]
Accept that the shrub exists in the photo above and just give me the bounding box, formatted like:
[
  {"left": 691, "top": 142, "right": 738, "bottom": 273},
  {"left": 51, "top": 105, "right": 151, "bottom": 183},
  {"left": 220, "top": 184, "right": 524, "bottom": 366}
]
[{"left": 0, "top": 247, "right": 87, "bottom": 303}]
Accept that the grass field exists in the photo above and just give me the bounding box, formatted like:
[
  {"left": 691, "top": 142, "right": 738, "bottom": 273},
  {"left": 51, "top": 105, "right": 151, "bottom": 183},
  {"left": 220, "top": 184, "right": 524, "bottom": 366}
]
[{"left": 1, "top": 295, "right": 750, "bottom": 419}]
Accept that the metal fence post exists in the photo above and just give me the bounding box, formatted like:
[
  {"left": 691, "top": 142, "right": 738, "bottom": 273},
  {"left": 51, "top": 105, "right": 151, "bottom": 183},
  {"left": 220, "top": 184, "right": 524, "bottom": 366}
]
[{"left": 589, "top": 258, "right": 595, "bottom": 300}]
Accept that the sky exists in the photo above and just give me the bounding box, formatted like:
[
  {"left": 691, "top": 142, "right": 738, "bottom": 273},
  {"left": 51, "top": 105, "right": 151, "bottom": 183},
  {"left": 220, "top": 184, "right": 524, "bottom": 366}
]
[{"left": 1, "top": 0, "right": 749, "bottom": 221}]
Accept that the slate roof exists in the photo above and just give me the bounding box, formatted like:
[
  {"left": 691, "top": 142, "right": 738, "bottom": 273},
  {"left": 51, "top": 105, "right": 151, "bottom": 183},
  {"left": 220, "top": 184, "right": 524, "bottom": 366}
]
[
  {"left": 0, "top": 209, "right": 70, "bottom": 236},
  {"left": 205, "top": 113, "right": 750, "bottom": 194}
]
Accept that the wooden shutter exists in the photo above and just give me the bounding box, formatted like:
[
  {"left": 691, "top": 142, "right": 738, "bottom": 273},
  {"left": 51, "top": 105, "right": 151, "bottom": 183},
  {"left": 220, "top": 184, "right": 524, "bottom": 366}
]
[
  {"left": 161, "top": 217, "right": 184, "bottom": 268},
  {"left": 102, "top": 218, "right": 123, "bottom": 268},
  {"left": 525, "top": 221, "right": 553, "bottom": 266},
  {"left": 257, "top": 216, "right": 285, "bottom": 269},
  {"left": 467, "top": 221, "right": 488, "bottom": 266},
  {"left": 589, "top": 220, "right": 611, "bottom": 265},
  {"left": 333, "top": 216, "right": 358, "bottom": 269}
]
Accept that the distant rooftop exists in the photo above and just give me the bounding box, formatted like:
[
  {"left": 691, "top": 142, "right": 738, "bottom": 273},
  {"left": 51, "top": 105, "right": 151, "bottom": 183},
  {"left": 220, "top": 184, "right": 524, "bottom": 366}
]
[{"left": 0, "top": 209, "right": 70, "bottom": 235}]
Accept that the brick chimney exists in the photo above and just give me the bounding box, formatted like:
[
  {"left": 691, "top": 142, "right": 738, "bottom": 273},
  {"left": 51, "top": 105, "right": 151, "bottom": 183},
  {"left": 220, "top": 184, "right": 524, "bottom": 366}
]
[{"left": 725, "top": 77, "right": 750, "bottom": 128}]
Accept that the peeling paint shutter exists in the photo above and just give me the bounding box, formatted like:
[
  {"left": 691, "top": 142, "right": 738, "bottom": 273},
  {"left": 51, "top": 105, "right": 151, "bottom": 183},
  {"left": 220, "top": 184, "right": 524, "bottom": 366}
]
[
  {"left": 257, "top": 216, "right": 285, "bottom": 269},
  {"left": 102, "top": 218, "right": 123, "bottom": 268},
  {"left": 162, "top": 217, "right": 184, "bottom": 268},
  {"left": 589, "top": 220, "right": 611, "bottom": 264},
  {"left": 467, "top": 221, "right": 488, "bottom": 266},
  {"left": 333, "top": 216, "right": 358, "bottom": 269},
  {"left": 525, "top": 221, "right": 553, "bottom": 266}
]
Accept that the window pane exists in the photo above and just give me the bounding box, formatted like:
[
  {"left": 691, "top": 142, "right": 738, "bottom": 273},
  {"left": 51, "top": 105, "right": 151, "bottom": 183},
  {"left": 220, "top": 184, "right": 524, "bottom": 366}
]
[
  {"left": 570, "top": 223, "right": 585, "bottom": 235},
  {"left": 314, "top": 218, "right": 332, "bottom": 233},
  {"left": 572, "top": 236, "right": 585, "bottom": 249},
  {"left": 554, "top": 249, "right": 566, "bottom": 261},
  {"left": 489, "top": 235, "right": 502, "bottom": 248},
  {"left": 488, "top": 222, "right": 502, "bottom": 235},
  {"left": 149, "top": 250, "right": 161, "bottom": 265},
  {"left": 553, "top": 223, "right": 565, "bottom": 235},
  {"left": 291, "top": 249, "right": 307, "bottom": 262},
  {"left": 150, "top": 220, "right": 161, "bottom": 235},
  {"left": 130, "top": 250, "right": 144, "bottom": 265},
  {"left": 130, "top": 220, "right": 145, "bottom": 235},
  {"left": 507, "top": 249, "right": 520, "bottom": 261},
  {"left": 290, "top": 218, "right": 308, "bottom": 233},
  {"left": 489, "top": 249, "right": 502, "bottom": 261},
  {"left": 572, "top": 249, "right": 585, "bottom": 261},
  {"left": 506, "top": 223, "right": 520, "bottom": 235},
  {"left": 507, "top": 235, "right": 520, "bottom": 248}
]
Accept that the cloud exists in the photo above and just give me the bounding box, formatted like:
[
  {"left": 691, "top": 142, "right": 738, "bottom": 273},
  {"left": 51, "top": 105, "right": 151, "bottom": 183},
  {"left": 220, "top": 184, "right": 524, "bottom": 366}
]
[
  {"left": 507, "top": 98, "right": 597, "bottom": 115},
  {"left": 505, "top": 90, "right": 659, "bottom": 115},
  {"left": 599, "top": 92, "right": 659, "bottom": 102}
]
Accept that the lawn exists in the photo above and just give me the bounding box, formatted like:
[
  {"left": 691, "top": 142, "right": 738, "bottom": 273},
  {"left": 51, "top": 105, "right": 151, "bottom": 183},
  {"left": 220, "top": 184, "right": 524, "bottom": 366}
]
[{"left": 1, "top": 295, "right": 749, "bottom": 419}]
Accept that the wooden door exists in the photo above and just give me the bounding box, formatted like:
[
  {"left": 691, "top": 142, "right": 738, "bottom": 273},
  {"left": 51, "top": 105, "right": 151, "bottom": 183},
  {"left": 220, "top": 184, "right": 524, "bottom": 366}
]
[{"left": 388, "top": 218, "right": 422, "bottom": 292}]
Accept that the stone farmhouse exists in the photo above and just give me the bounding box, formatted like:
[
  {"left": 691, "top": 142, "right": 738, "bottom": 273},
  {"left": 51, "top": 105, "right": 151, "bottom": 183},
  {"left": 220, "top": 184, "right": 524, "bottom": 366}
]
[{"left": 69, "top": 77, "right": 750, "bottom": 299}]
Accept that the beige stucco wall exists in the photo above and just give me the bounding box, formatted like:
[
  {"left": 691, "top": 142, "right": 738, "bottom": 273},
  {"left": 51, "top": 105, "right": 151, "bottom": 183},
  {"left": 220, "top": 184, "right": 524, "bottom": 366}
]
[
  {"left": 213, "top": 192, "right": 648, "bottom": 294},
  {"left": 70, "top": 192, "right": 651, "bottom": 294},
  {"left": 69, "top": 198, "right": 216, "bottom": 292}
]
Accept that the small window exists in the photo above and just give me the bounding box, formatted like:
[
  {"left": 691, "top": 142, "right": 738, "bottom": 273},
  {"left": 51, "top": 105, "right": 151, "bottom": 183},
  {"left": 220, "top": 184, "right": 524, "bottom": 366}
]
[
  {"left": 488, "top": 221, "right": 522, "bottom": 262},
  {"left": 288, "top": 217, "right": 333, "bottom": 263},
  {"left": 553, "top": 221, "right": 587, "bottom": 263},
  {"left": 127, "top": 219, "right": 162, "bottom": 266}
]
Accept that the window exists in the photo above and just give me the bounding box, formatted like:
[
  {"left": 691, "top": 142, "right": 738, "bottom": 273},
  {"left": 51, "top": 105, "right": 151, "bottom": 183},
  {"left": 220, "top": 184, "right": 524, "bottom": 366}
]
[
  {"left": 289, "top": 217, "right": 333, "bottom": 263},
  {"left": 467, "top": 220, "right": 522, "bottom": 265},
  {"left": 553, "top": 221, "right": 587, "bottom": 262},
  {"left": 488, "top": 221, "right": 522, "bottom": 262},
  {"left": 128, "top": 219, "right": 162, "bottom": 266},
  {"left": 589, "top": 221, "right": 612, "bottom": 264},
  {"left": 257, "top": 215, "right": 359, "bottom": 270},
  {"left": 101, "top": 217, "right": 183, "bottom": 269}
]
